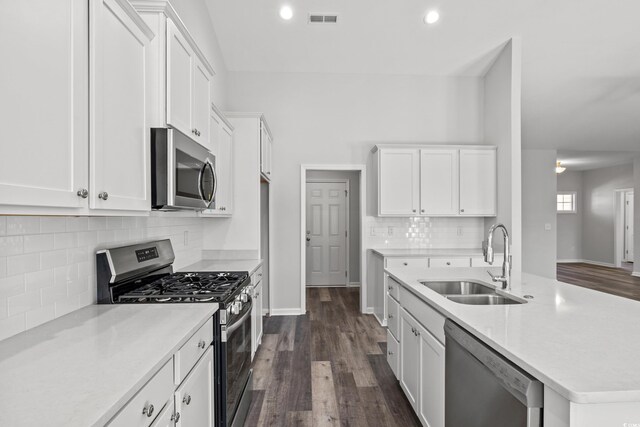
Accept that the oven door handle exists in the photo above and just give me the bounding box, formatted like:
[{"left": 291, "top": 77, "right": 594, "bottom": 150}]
[{"left": 226, "top": 301, "right": 252, "bottom": 337}]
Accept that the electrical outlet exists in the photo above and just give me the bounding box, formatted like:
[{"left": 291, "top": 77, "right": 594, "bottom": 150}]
[
  {"left": 544, "top": 223, "right": 552, "bottom": 231},
  {"left": 184, "top": 230, "right": 189, "bottom": 246},
  {"left": 388, "top": 226, "right": 394, "bottom": 237}
]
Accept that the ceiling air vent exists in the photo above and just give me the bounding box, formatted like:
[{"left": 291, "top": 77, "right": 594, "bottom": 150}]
[{"left": 308, "top": 14, "right": 338, "bottom": 24}]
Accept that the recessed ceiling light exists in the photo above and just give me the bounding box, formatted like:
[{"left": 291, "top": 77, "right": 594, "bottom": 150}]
[
  {"left": 424, "top": 10, "right": 440, "bottom": 24},
  {"left": 280, "top": 5, "right": 293, "bottom": 20},
  {"left": 555, "top": 161, "right": 567, "bottom": 174}
]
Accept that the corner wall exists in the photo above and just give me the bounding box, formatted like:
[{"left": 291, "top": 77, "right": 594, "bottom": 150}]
[
  {"left": 634, "top": 158, "right": 640, "bottom": 276},
  {"left": 522, "top": 149, "right": 557, "bottom": 278},
  {"left": 483, "top": 39, "right": 523, "bottom": 269},
  {"left": 557, "top": 171, "right": 584, "bottom": 260}
]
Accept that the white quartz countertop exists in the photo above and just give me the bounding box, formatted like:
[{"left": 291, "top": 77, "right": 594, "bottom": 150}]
[
  {"left": 0, "top": 303, "right": 218, "bottom": 427},
  {"left": 371, "top": 248, "right": 487, "bottom": 257},
  {"left": 181, "top": 259, "right": 263, "bottom": 275},
  {"left": 386, "top": 267, "right": 640, "bottom": 404}
]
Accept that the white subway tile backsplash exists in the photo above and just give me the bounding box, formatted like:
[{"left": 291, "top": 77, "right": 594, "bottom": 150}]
[
  {"left": 40, "top": 217, "right": 67, "bottom": 233},
  {"left": 40, "top": 249, "right": 68, "bottom": 270},
  {"left": 6, "top": 217, "right": 40, "bottom": 235},
  {"left": 23, "top": 234, "right": 54, "bottom": 253},
  {"left": 7, "top": 291, "right": 41, "bottom": 316},
  {"left": 7, "top": 253, "right": 40, "bottom": 276},
  {"left": 0, "top": 214, "right": 206, "bottom": 341},
  {"left": 0, "top": 236, "right": 24, "bottom": 257}
]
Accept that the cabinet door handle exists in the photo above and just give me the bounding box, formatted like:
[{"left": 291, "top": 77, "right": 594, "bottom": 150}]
[
  {"left": 388, "top": 314, "right": 393, "bottom": 319},
  {"left": 388, "top": 350, "right": 394, "bottom": 355},
  {"left": 142, "top": 403, "right": 154, "bottom": 418},
  {"left": 171, "top": 412, "right": 181, "bottom": 423},
  {"left": 77, "top": 189, "right": 88, "bottom": 199},
  {"left": 403, "top": 262, "right": 408, "bottom": 266},
  {"left": 460, "top": 208, "right": 465, "bottom": 213},
  {"left": 388, "top": 286, "right": 393, "bottom": 291},
  {"left": 98, "top": 192, "right": 109, "bottom": 200},
  {"left": 412, "top": 209, "right": 416, "bottom": 213},
  {"left": 446, "top": 262, "right": 451, "bottom": 266},
  {"left": 183, "top": 394, "right": 192, "bottom": 405},
  {"left": 421, "top": 209, "right": 425, "bottom": 213},
  {"left": 198, "top": 340, "right": 207, "bottom": 349}
]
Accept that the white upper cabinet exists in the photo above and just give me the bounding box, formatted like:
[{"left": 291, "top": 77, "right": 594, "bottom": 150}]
[
  {"left": 166, "top": 19, "right": 193, "bottom": 136},
  {"left": 201, "top": 105, "right": 233, "bottom": 216},
  {"left": 90, "top": 0, "right": 154, "bottom": 211},
  {"left": 376, "top": 145, "right": 496, "bottom": 217},
  {"left": 459, "top": 149, "right": 497, "bottom": 216},
  {"left": 420, "top": 149, "right": 459, "bottom": 216},
  {"left": 377, "top": 148, "right": 420, "bottom": 216},
  {"left": 0, "top": 0, "right": 89, "bottom": 210},
  {"left": 166, "top": 18, "right": 211, "bottom": 148}
]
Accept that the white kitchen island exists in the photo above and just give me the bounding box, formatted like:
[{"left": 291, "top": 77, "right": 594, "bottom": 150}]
[{"left": 386, "top": 266, "right": 640, "bottom": 427}]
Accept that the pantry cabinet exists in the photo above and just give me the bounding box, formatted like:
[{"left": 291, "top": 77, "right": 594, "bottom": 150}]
[
  {"left": 0, "top": 0, "right": 89, "bottom": 210},
  {"left": 374, "top": 145, "right": 497, "bottom": 217},
  {"left": 201, "top": 105, "right": 234, "bottom": 216},
  {"left": 90, "top": 0, "right": 154, "bottom": 211}
]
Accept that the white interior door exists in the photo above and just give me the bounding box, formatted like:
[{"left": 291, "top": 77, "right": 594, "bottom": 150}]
[
  {"left": 306, "top": 181, "right": 348, "bottom": 286},
  {"left": 625, "top": 192, "right": 634, "bottom": 261}
]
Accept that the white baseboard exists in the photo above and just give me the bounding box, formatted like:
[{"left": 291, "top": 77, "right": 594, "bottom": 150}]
[
  {"left": 364, "top": 307, "right": 374, "bottom": 314},
  {"left": 373, "top": 312, "right": 386, "bottom": 327},
  {"left": 262, "top": 309, "right": 269, "bottom": 315},
  {"left": 270, "top": 308, "right": 305, "bottom": 316},
  {"left": 347, "top": 282, "right": 361, "bottom": 288},
  {"left": 632, "top": 271, "right": 640, "bottom": 278},
  {"left": 557, "top": 259, "right": 616, "bottom": 268}
]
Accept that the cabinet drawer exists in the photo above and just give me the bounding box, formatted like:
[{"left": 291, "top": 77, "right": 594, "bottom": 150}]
[
  {"left": 399, "top": 286, "right": 446, "bottom": 344},
  {"left": 387, "top": 294, "right": 400, "bottom": 340},
  {"left": 429, "top": 257, "right": 470, "bottom": 268},
  {"left": 174, "top": 317, "right": 213, "bottom": 385},
  {"left": 387, "top": 275, "right": 401, "bottom": 300},
  {"left": 108, "top": 359, "right": 173, "bottom": 427},
  {"left": 387, "top": 257, "right": 429, "bottom": 269},
  {"left": 251, "top": 266, "right": 263, "bottom": 286},
  {"left": 387, "top": 329, "right": 400, "bottom": 379}
]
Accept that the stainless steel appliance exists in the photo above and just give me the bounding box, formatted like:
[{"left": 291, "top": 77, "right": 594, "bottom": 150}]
[
  {"left": 444, "top": 320, "right": 543, "bottom": 427},
  {"left": 96, "top": 239, "right": 252, "bottom": 427},
  {"left": 151, "top": 128, "right": 217, "bottom": 211}
]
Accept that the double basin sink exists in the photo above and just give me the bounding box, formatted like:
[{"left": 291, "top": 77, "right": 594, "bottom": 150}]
[{"left": 420, "top": 280, "right": 525, "bottom": 305}]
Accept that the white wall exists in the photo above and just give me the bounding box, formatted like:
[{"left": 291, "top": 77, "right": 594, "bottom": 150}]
[
  {"left": 635, "top": 158, "right": 640, "bottom": 275},
  {"left": 557, "top": 171, "right": 583, "bottom": 260},
  {"left": 226, "top": 72, "right": 484, "bottom": 311},
  {"left": 482, "top": 39, "right": 523, "bottom": 267},
  {"left": 0, "top": 215, "right": 207, "bottom": 341},
  {"left": 306, "top": 170, "right": 361, "bottom": 283},
  {"left": 171, "top": 0, "right": 228, "bottom": 106},
  {"left": 522, "top": 149, "right": 557, "bottom": 278},
  {"left": 581, "top": 164, "right": 634, "bottom": 265}
]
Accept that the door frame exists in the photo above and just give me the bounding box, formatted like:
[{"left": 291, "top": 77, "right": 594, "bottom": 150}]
[
  {"left": 614, "top": 188, "right": 634, "bottom": 267},
  {"left": 300, "top": 164, "right": 366, "bottom": 314},
  {"left": 305, "top": 178, "right": 350, "bottom": 287}
]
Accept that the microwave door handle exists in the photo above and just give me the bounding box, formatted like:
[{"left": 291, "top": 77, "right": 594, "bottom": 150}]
[
  {"left": 211, "top": 161, "right": 218, "bottom": 205},
  {"left": 199, "top": 162, "right": 216, "bottom": 207}
]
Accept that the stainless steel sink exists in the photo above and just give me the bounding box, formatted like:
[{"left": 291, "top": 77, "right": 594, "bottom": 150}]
[
  {"left": 445, "top": 294, "right": 525, "bottom": 305},
  {"left": 420, "top": 280, "right": 496, "bottom": 295}
]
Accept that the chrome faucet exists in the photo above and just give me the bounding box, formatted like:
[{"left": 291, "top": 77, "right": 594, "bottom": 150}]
[{"left": 483, "top": 224, "right": 512, "bottom": 289}]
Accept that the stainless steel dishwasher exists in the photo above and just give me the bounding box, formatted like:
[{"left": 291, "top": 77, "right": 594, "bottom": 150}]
[{"left": 444, "top": 320, "right": 543, "bottom": 427}]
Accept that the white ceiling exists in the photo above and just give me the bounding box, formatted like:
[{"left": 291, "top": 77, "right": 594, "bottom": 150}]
[
  {"left": 557, "top": 150, "right": 639, "bottom": 171},
  {"left": 206, "top": 0, "right": 640, "bottom": 152}
]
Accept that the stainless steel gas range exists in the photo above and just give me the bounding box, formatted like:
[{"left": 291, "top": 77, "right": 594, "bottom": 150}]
[{"left": 96, "top": 239, "right": 252, "bottom": 427}]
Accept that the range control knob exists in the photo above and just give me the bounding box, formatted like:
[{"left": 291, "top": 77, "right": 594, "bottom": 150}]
[
  {"left": 231, "top": 301, "right": 242, "bottom": 315},
  {"left": 240, "top": 293, "right": 249, "bottom": 303}
]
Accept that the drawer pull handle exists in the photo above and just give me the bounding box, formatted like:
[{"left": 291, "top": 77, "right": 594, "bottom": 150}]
[
  {"left": 171, "top": 412, "right": 181, "bottom": 422},
  {"left": 388, "top": 350, "right": 394, "bottom": 355},
  {"left": 183, "top": 394, "right": 192, "bottom": 405},
  {"left": 388, "top": 286, "right": 393, "bottom": 291},
  {"left": 142, "top": 404, "right": 154, "bottom": 418},
  {"left": 388, "top": 314, "right": 393, "bottom": 319},
  {"left": 446, "top": 262, "right": 451, "bottom": 266},
  {"left": 198, "top": 340, "right": 207, "bottom": 349},
  {"left": 403, "top": 262, "right": 408, "bottom": 266}
]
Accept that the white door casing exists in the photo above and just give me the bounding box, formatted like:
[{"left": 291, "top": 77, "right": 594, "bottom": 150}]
[
  {"left": 306, "top": 181, "right": 348, "bottom": 286},
  {"left": 625, "top": 192, "right": 634, "bottom": 261}
]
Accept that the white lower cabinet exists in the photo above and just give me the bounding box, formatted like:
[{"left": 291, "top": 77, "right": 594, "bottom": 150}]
[
  {"left": 429, "top": 257, "right": 470, "bottom": 268},
  {"left": 174, "top": 346, "right": 214, "bottom": 427},
  {"left": 397, "top": 307, "right": 445, "bottom": 427},
  {"left": 251, "top": 279, "right": 264, "bottom": 360},
  {"left": 150, "top": 401, "right": 176, "bottom": 427},
  {"left": 387, "top": 330, "right": 400, "bottom": 379},
  {"left": 418, "top": 322, "right": 445, "bottom": 427}
]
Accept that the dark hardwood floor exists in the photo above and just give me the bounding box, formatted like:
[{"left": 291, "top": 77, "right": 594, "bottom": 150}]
[
  {"left": 246, "top": 287, "right": 420, "bottom": 427},
  {"left": 557, "top": 262, "right": 640, "bottom": 301}
]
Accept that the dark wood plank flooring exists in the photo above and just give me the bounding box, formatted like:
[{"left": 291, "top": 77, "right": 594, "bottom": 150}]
[
  {"left": 246, "top": 287, "right": 420, "bottom": 427},
  {"left": 557, "top": 262, "right": 640, "bottom": 301}
]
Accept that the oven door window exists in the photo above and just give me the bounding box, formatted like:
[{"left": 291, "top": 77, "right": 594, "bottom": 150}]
[
  {"left": 225, "top": 302, "right": 252, "bottom": 425},
  {"left": 175, "top": 149, "right": 205, "bottom": 201}
]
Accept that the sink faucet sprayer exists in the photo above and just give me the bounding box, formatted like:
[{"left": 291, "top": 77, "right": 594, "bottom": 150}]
[{"left": 483, "top": 224, "right": 512, "bottom": 290}]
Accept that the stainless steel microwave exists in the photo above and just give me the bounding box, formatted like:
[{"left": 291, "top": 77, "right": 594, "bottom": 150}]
[{"left": 151, "top": 128, "right": 216, "bottom": 211}]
